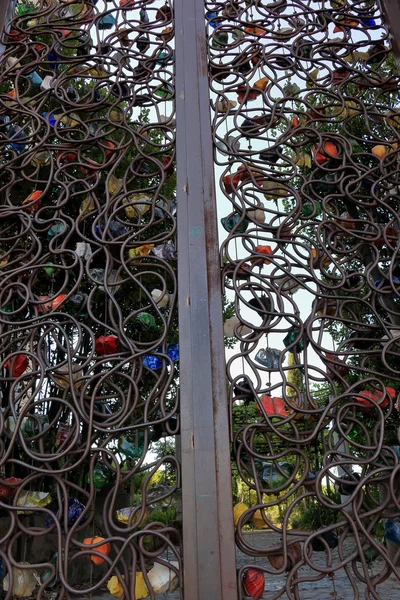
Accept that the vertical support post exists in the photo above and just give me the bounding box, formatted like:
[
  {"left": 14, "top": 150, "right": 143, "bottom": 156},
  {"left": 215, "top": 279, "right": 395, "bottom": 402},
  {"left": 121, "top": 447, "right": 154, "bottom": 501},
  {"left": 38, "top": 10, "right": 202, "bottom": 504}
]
[
  {"left": 175, "top": 0, "right": 239, "bottom": 598},
  {"left": 0, "top": 0, "right": 14, "bottom": 55},
  {"left": 382, "top": 0, "right": 400, "bottom": 70}
]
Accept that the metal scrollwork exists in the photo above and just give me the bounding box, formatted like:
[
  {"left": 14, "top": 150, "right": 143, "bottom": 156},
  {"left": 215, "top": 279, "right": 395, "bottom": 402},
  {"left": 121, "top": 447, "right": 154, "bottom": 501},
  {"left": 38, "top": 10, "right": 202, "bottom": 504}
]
[
  {"left": 207, "top": 0, "right": 400, "bottom": 597},
  {"left": 0, "top": 0, "right": 181, "bottom": 597}
]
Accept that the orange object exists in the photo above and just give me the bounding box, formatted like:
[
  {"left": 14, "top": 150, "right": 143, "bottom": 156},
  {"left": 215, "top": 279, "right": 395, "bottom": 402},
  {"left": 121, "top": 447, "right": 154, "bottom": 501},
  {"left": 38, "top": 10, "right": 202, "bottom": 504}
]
[
  {"left": 159, "top": 26, "right": 174, "bottom": 42},
  {"left": 243, "top": 568, "right": 265, "bottom": 600},
  {"left": 119, "top": 0, "right": 134, "bottom": 6},
  {"left": 291, "top": 116, "right": 300, "bottom": 127},
  {"left": 245, "top": 25, "right": 266, "bottom": 36},
  {"left": 258, "top": 396, "right": 288, "bottom": 417},
  {"left": 355, "top": 387, "right": 395, "bottom": 412},
  {"left": 52, "top": 294, "right": 67, "bottom": 310},
  {"left": 22, "top": 191, "right": 42, "bottom": 211},
  {"left": 333, "top": 19, "right": 359, "bottom": 32},
  {"left": 83, "top": 537, "right": 111, "bottom": 565},
  {"left": 253, "top": 245, "right": 273, "bottom": 265},
  {"left": 372, "top": 144, "right": 387, "bottom": 159},
  {"left": 222, "top": 166, "right": 262, "bottom": 194},
  {"left": 312, "top": 141, "right": 338, "bottom": 165},
  {"left": 38, "top": 294, "right": 67, "bottom": 313},
  {"left": 253, "top": 77, "right": 269, "bottom": 91},
  {"left": 37, "top": 296, "right": 52, "bottom": 313}
]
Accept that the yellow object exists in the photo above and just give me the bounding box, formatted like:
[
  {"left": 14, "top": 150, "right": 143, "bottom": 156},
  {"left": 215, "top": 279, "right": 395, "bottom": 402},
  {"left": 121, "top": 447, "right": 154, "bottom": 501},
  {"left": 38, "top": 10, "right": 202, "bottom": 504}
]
[
  {"left": 116, "top": 507, "right": 148, "bottom": 526},
  {"left": 344, "top": 51, "right": 368, "bottom": 63},
  {"left": 79, "top": 195, "right": 95, "bottom": 215},
  {"left": 107, "top": 576, "right": 124, "bottom": 598},
  {"left": 345, "top": 101, "right": 361, "bottom": 116},
  {"left": 3, "top": 564, "right": 37, "bottom": 597},
  {"left": 386, "top": 111, "right": 400, "bottom": 128},
  {"left": 263, "top": 181, "right": 290, "bottom": 200},
  {"left": 233, "top": 502, "right": 249, "bottom": 526},
  {"left": 17, "top": 491, "right": 52, "bottom": 514},
  {"left": 108, "top": 175, "right": 123, "bottom": 196},
  {"left": 53, "top": 366, "right": 83, "bottom": 390},
  {"left": 252, "top": 509, "right": 267, "bottom": 529},
  {"left": 135, "top": 573, "right": 149, "bottom": 599},
  {"left": 128, "top": 245, "right": 154, "bottom": 259},
  {"left": 0, "top": 251, "right": 9, "bottom": 267},
  {"left": 296, "top": 153, "right": 312, "bottom": 168},
  {"left": 306, "top": 69, "right": 320, "bottom": 88},
  {"left": 60, "top": 113, "right": 80, "bottom": 128},
  {"left": 110, "top": 109, "right": 123, "bottom": 122},
  {"left": 31, "top": 151, "right": 50, "bottom": 167},
  {"left": 160, "top": 26, "right": 173, "bottom": 42},
  {"left": 123, "top": 195, "right": 151, "bottom": 218},
  {"left": 106, "top": 572, "right": 149, "bottom": 598},
  {"left": 286, "top": 352, "right": 303, "bottom": 398}
]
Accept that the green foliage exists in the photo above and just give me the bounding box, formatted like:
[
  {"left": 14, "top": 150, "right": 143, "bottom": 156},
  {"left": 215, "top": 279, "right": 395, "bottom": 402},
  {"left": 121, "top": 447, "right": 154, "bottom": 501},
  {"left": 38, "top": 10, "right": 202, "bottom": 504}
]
[
  {"left": 292, "top": 490, "right": 341, "bottom": 531},
  {"left": 147, "top": 506, "right": 177, "bottom": 525}
]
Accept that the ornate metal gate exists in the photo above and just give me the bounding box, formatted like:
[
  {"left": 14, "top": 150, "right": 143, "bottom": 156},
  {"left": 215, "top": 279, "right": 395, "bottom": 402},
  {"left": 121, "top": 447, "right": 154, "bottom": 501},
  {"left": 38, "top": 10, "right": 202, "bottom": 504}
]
[{"left": 1, "top": 0, "right": 400, "bottom": 598}]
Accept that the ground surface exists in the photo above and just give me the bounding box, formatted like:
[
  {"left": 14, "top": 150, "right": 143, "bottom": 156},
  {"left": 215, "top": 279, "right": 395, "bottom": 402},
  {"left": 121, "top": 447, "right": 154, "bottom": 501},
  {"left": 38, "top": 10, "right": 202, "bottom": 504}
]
[{"left": 75, "top": 531, "right": 400, "bottom": 599}]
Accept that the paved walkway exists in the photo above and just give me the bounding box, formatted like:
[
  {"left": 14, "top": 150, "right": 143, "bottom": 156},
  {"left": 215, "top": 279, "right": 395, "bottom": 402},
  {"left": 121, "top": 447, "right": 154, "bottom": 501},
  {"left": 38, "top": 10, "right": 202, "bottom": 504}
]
[
  {"left": 236, "top": 531, "right": 400, "bottom": 599},
  {"left": 76, "top": 531, "right": 400, "bottom": 599}
]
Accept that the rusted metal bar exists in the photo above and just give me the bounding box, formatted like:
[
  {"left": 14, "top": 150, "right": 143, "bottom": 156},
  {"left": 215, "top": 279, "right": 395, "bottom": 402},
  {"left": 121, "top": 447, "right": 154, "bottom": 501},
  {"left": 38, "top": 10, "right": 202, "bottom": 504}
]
[{"left": 175, "top": 0, "right": 239, "bottom": 598}]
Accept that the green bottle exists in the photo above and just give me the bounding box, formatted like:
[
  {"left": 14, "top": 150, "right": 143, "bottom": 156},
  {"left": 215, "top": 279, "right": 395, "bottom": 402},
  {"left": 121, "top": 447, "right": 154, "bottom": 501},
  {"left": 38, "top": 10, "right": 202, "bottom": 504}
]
[
  {"left": 1, "top": 302, "right": 13, "bottom": 313},
  {"left": 212, "top": 31, "right": 229, "bottom": 48},
  {"left": 283, "top": 327, "right": 305, "bottom": 352},
  {"left": 43, "top": 266, "right": 56, "bottom": 277},
  {"left": 16, "top": 3, "right": 33, "bottom": 15},
  {"left": 221, "top": 215, "right": 249, "bottom": 233},
  {"left": 135, "top": 312, "right": 156, "bottom": 332},
  {"left": 301, "top": 201, "right": 322, "bottom": 217},
  {"left": 86, "top": 463, "right": 110, "bottom": 489}
]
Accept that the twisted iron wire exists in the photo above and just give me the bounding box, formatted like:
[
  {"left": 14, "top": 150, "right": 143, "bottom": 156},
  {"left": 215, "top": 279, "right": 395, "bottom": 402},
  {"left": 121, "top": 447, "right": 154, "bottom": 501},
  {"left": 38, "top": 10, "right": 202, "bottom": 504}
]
[
  {"left": 206, "top": 0, "right": 400, "bottom": 597},
  {"left": 0, "top": 0, "right": 182, "bottom": 597}
]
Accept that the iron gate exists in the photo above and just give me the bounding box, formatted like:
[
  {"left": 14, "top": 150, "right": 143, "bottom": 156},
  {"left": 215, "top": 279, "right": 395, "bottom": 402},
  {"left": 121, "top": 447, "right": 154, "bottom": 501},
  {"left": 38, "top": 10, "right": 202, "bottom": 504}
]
[{"left": 1, "top": 0, "right": 400, "bottom": 598}]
